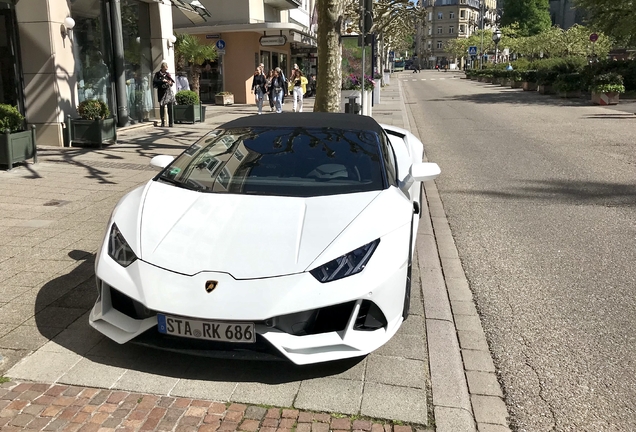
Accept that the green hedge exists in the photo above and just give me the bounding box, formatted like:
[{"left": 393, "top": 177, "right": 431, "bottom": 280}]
[
  {"left": 175, "top": 90, "right": 200, "bottom": 105},
  {"left": 0, "top": 104, "right": 24, "bottom": 133}
]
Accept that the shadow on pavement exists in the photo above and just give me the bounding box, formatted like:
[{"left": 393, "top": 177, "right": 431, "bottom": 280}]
[
  {"left": 426, "top": 89, "right": 595, "bottom": 107},
  {"left": 34, "top": 252, "right": 364, "bottom": 384},
  {"left": 456, "top": 179, "right": 636, "bottom": 207}
]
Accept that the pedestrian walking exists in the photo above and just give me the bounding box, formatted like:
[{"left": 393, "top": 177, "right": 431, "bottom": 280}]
[
  {"left": 271, "top": 69, "right": 285, "bottom": 113},
  {"left": 153, "top": 61, "right": 175, "bottom": 127},
  {"left": 265, "top": 69, "right": 275, "bottom": 112},
  {"left": 175, "top": 71, "right": 190, "bottom": 92},
  {"left": 251, "top": 68, "right": 267, "bottom": 115},
  {"left": 290, "top": 69, "right": 308, "bottom": 112}
]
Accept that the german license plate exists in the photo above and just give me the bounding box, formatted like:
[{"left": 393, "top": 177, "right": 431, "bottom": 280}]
[{"left": 157, "top": 314, "right": 255, "bottom": 343}]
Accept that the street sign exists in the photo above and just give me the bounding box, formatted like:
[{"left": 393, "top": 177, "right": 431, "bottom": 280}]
[
  {"left": 590, "top": 33, "right": 599, "bottom": 42},
  {"left": 259, "top": 35, "right": 287, "bottom": 46},
  {"left": 206, "top": 34, "right": 220, "bottom": 39},
  {"left": 215, "top": 39, "right": 226, "bottom": 50},
  {"left": 468, "top": 46, "right": 478, "bottom": 56}
]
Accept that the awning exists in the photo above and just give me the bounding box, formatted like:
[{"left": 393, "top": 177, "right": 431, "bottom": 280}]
[{"left": 168, "top": 0, "right": 210, "bottom": 24}]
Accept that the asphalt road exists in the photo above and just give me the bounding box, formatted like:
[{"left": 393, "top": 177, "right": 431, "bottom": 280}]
[{"left": 401, "top": 71, "right": 636, "bottom": 431}]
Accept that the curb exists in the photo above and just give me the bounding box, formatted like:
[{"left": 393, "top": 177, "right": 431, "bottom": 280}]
[{"left": 396, "top": 76, "right": 512, "bottom": 432}]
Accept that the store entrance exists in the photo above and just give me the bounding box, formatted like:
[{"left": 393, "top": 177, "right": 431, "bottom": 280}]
[{"left": 0, "top": 3, "right": 24, "bottom": 112}]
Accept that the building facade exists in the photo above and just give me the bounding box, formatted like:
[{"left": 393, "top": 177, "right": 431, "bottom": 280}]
[
  {"left": 549, "top": 0, "right": 583, "bottom": 29},
  {"left": 419, "top": 0, "right": 497, "bottom": 68},
  {"left": 171, "top": 0, "right": 317, "bottom": 104},
  {"left": 1, "top": 0, "right": 178, "bottom": 147}
]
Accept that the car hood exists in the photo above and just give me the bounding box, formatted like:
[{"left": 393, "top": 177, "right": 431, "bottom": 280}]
[{"left": 139, "top": 181, "right": 381, "bottom": 278}]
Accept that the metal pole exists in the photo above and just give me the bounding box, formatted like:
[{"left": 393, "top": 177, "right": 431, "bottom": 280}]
[
  {"left": 479, "top": 0, "right": 484, "bottom": 70},
  {"left": 109, "top": 0, "right": 129, "bottom": 127}
]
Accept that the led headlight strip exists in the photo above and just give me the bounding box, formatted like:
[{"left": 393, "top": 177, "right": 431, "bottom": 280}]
[{"left": 310, "top": 239, "right": 380, "bottom": 283}]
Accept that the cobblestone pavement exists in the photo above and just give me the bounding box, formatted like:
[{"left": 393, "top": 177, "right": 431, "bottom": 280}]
[{"left": 0, "top": 381, "right": 423, "bottom": 432}]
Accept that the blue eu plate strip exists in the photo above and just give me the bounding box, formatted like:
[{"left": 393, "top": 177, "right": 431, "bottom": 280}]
[{"left": 157, "top": 314, "right": 167, "bottom": 334}]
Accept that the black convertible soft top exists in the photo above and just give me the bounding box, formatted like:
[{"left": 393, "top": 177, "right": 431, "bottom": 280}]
[{"left": 218, "top": 112, "right": 385, "bottom": 136}]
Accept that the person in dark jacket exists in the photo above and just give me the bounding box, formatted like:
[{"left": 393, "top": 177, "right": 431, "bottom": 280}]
[
  {"left": 153, "top": 62, "right": 175, "bottom": 127},
  {"left": 251, "top": 68, "right": 266, "bottom": 115},
  {"left": 270, "top": 69, "right": 286, "bottom": 113}
]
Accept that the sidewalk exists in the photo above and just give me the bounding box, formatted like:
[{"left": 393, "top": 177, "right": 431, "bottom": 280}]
[{"left": 0, "top": 81, "right": 509, "bottom": 431}]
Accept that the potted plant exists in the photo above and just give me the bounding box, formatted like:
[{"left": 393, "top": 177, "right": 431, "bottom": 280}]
[
  {"left": 215, "top": 92, "right": 234, "bottom": 106},
  {"left": 510, "top": 70, "right": 524, "bottom": 89},
  {"left": 521, "top": 70, "right": 538, "bottom": 91},
  {"left": 590, "top": 72, "right": 625, "bottom": 105},
  {"left": 0, "top": 104, "right": 37, "bottom": 170},
  {"left": 554, "top": 73, "right": 583, "bottom": 98},
  {"left": 64, "top": 99, "right": 116, "bottom": 148},
  {"left": 174, "top": 90, "right": 202, "bottom": 124},
  {"left": 536, "top": 69, "right": 558, "bottom": 95}
]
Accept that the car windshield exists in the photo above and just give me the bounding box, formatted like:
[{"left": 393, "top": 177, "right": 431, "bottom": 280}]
[{"left": 156, "top": 126, "right": 386, "bottom": 197}]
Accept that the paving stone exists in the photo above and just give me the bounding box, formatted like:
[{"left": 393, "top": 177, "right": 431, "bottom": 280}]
[
  {"left": 244, "top": 406, "right": 266, "bottom": 420},
  {"left": 433, "top": 406, "right": 476, "bottom": 432},
  {"left": 295, "top": 378, "right": 362, "bottom": 415},
  {"left": 454, "top": 315, "right": 485, "bottom": 332},
  {"left": 360, "top": 383, "right": 427, "bottom": 424},
  {"left": 232, "top": 382, "right": 299, "bottom": 407},
  {"left": 462, "top": 350, "right": 496, "bottom": 373},
  {"left": 466, "top": 371, "right": 504, "bottom": 397},
  {"left": 478, "top": 424, "right": 512, "bottom": 432},
  {"left": 451, "top": 300, "right": 479, "bottom": 317},
  {"left": 446, "top": 277, "right": 474, "bottom": 302},
  {"left": 365, "top": 355, "right": 426, "bottom": 389},
  {"left": 0, "top": 325, "right": 60, "bottom": 351},
  {"left": 471, "top": 395, "right": 510, "bottom": 426},
  {"left": 7, "top": 350, "right": 82, "bottom": 383},
  {"left": 458, "top": 330, "right": 489, "bottom": 351},
  {"left": 58, "top": 357, "right": 126, "bottom": 388}
]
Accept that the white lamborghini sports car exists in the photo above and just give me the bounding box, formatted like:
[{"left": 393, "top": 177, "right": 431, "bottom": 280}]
[{"left": 90, "top": 113, "right": 440, "bottom": 365}]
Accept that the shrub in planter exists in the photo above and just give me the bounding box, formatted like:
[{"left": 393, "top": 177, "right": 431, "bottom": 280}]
[
  {"left": 536, "top": 69, "right": 559, "bottom": 94},
  {"left": 65, "top": 99, "right": 116, "bottom": 147},
  {"left": 509, "top": 70, "right": 524, "bottom": 88},
  {"left": 174, "top": 90, "right": 202, "bottom": 124},
  {"left": 590, "top": 72, "right": 625, "bottom": 105},
  {"left": 554, "top": 73, "right": 583, "bottom": 98},
  {"left": 521, "top": 70, "right": 538, "bottom": 91},
  {"left": 175, "top": 90, "right": 200, "bottom": 105},
  {"left": 0, "top": 104, "right": 37, "bottom": 170}
]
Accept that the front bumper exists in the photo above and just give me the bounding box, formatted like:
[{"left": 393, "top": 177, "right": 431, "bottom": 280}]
[{"left": 90, "top": 231, "right": 409, "bottom": 365}]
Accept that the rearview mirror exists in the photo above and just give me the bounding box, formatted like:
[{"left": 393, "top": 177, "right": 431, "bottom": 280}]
[
  {"left": 149, "top": 155, "right": 175, "bottom": 170},
  {"left": 410, "top": 162, "right": 441, "bottom": 182}
]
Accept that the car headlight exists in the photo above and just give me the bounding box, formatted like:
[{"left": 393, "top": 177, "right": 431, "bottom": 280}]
[
  {"left": 108, "top": 224, "right": 137, "bottom": 267},
  {"left": 310, "top": 239, "right": 380, "bottom": 283}
]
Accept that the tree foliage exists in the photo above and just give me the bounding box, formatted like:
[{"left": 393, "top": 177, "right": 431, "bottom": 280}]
[
  {"left": 174, "top": 34, "right": 218, "bottom": 95},
  {"left": 500, "top": 0, "right": 552, "bottom": 36},
  {"left": 574, "top": 0, "right": 636, "bottom": 47}
]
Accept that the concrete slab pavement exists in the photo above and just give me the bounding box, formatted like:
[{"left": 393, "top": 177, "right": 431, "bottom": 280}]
[{"left": 0, "top": 79, "right": 509, "bottom": 431}]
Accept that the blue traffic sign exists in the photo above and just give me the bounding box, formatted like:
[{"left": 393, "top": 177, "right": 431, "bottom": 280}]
[
  {"left": 468, "top": 46, "right": 478, "bottom": 56},
  {"left": 216, "top": 39, "right": 226, "bottom": 50}
]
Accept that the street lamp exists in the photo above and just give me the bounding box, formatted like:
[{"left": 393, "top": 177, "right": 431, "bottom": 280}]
[{"left": 492, "top": 28, "right": 502, "bottom": 64}]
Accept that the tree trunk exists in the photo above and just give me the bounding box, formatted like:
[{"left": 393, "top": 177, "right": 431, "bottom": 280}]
[
  {"left": 313, "top": 0, "right": 344, "bottom": 112},
  {"left": 190, "top": 65, "right": 201, "bottom": 97}
]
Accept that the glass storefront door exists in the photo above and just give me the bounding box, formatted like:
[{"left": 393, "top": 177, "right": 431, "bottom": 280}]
[{"left": 0, "top": 2, "right": 23, "bottom": 112}]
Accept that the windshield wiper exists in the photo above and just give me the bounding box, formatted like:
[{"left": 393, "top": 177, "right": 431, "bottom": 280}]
[{"left": 157, "top": 176, "right": 203, "bottom": 191}]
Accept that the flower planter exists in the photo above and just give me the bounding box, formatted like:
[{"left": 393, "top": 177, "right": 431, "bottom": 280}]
[
  {"left": 470, "top": 76, "right": 478, "bottom": 81},
  {"left": 341, "top": 90, "right": 372, "bottom": 116},
  {"left": 522, "top": 82, "right": 538, "bottom": 91},
  {"left": 491, "top": 78, "right": 501, "bottom": 85},
  {"left": 511, "top": 81, "right": 523, "bottom": 89},
  {"left": 478, "top": 76, "right": 487, "bottom": 83},
  {"left": 173, "top": 104, "right": 202, "bottom": 124},
  {"left": 591, "top": 91, "right": 620, "bottom": 105},
  {"left": 538, "top": 85, "right": 555, "bottom": 95},
  {"left": 64, "top": 116, "right": 116, "bottom": 148},
  {"left": 500, "top": 79, "right": 511, "bottom": 87},
  {"left": 558, "top": 90, "right": 582, "bottom": 99},
  {"left": 0, "top": 125, "right": 37, "bottom": 170},
  {"left": 215, "top": 94, "right": 234, "bottom": 106}
]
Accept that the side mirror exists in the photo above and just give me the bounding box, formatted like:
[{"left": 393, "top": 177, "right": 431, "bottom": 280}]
[
  {"left": 399, "top": 162, "right": 441, "bottom": 194},
  {"left": 411, "top": 162, "right": 441, "bottom": 182},
  {"left": 149, "top": 155, "right": 174, "bottom": 170}
]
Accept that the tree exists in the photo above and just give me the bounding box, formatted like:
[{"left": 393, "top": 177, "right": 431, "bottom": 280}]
[
  {"left": 574, "top": 0, "right": 636, "bottom": 47},
  {"left": 314, "top": 0, "right": 346, "bottom": 112},
  {"left": 174, "top": 34, "right": 218, "bottom": 96},
  {"left": 500, "top": 0, "right": 552, "bottom": 36}
]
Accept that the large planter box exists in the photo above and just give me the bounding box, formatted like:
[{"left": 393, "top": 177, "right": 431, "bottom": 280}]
[
  {"left": 500, "top": 79, "right": 511, "bottom": 87},
  {"left": 0, "top": 125, "right": 37, "bottom": 170},
  {"left": 65, "top": 116, "right": 116, "bottom": 147},
  {"left": 522, "top": 82, "right": 538, "bottom": 91},
  {"left": 470, "top": 76, "right": 478, "bottom": 81},
  {"left": 478, "top": 76, "right": 487, "bottom": 83},
  {"left": 173, "top": 104, "right": 202, "bottom": 124},
  {"left": 591, "top": 91, "right": 620, "bottom": 105},
  {"left": 558, "top": 90, "right": 582, "bottom": 99},
  {"left": 491, "top": 77, "right": 501, "bottom": 84},
  {"left": 215, "top": 94, "right": 234, "bottom": 106},
  {"left": 511, "top": 81, "right": 523, "bottom": 89},
  {"left": 538, "top": 85, "right": 555, "bottom": 95}
]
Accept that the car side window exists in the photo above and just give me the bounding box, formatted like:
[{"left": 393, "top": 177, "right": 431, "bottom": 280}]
[{"left": 379, "top": 132, "right": 398, "bottom": 187}]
